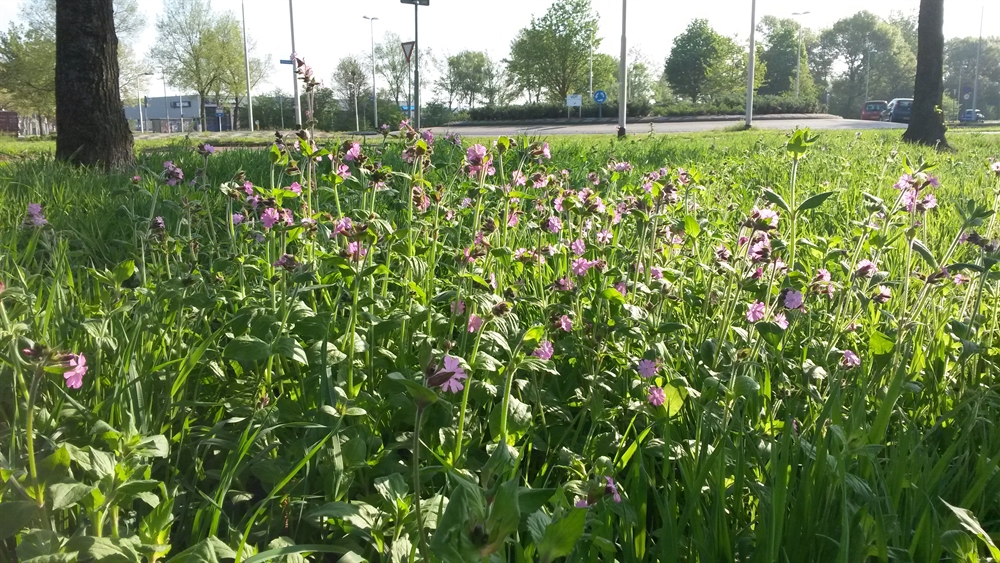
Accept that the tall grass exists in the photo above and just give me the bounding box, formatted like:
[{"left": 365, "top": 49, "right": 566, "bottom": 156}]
[{"left": 1, "top": 129, "right": 999, "bottom": 562}]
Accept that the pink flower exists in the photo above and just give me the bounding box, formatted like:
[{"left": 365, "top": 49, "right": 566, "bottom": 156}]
[
  {"left": 841, "top": 350, "right": 861, "bottom": 369},
  {"left": 25, "top": 203, "right": 47, "bottom": 227},
  {"left": 856, "top": 259, "right": 877, "bottom": 278},
  {"left": 637, "top": 359, "right": 657, "bottom": 378},
  {"left": 451, "top": 300, "right": 465, "bottom": 315},
  {"left": 546, "top": 216, "right": 562, "bottom": 234},
  {"left": 746, "top": 301, "right": 766, "bottom": 323},
  {"left": 571, "top": 238, "right": 586, "bottom": 256},
  {"left": 460, "top": 197, "right": 473, "bottom": 209},
  {"left": 596, "top": 230, "right": 613, "bottom": 244},
  {"left": 337, "top": 164, "right": 351, "bottom": 179},
  {"left": 506, "top": 211, "right": 520, "bottom": 228},
  {"left": 604, "top": 476, "right": 622, "bottom": 502},
  {"left": 512, "top": 170, "right": 527, "bottom": 186},
  {"left": 243, "top": 181, "right": 255, "bottom": 196},
  {"left": 556, "top": 277, "right": 575, "bottom": 291},
  {"left": 437, "top": 355, "right": 467, "bottom": 393},
  {"left": 63, "top": 353, "right": 87, "bottom": 389},
  {"left": 783, "top": 289, "right": 804, "bottom": 309},
  {"left": 648, "top": 386, "right": 666, "bottom": 407},
  {"left": 533, "top": 340, "right": 554, "bottom": 360},
  {"left": 289, "top": 181, "right": 302, "bottom": 194},
  {"left": 261, "top": 208, "right": 280, "bottom": 229},
  {"left": 774, "top": 312, "right": 789, "bottom": 330},
  {"left": 558, "top": 315, "right": 572, "bottom": 332},
  {"left": 541, "top": 142, "right": 551, "bottom": 160},
  {"left": 650, "top": 267, "right": 663, "bottom": 280},
  {"left": 953, "top": 273, "right": 969, "bottom": 285},
  {"left": 467, "top": 314, "right": 483, "bottom": 333},
  {"left": 873, "top": 285, "right": 892, "bottom": 303},
  {"left": 344, "top": 142, "right": 361, "bottom": 161},
  {"left": 345, "top": 240, "right": 367, "bottom": 261},
  {"left": 715, "top": 245, "right": 732, "bottom": 262},
  {"left": 333, "top": 216, "right": 353, "bottom": 237},
  {"left": 571, "top": 258, "right": 592, "bottom": 277},
  {"left": 615, "top": 282, "right": 627, "bottom": 296},
  {"left": 815, "top": 268, "right": 831, "bottom": 282},
  {"left": 232, "top": 213, "right": 244, "bottom": 225}
]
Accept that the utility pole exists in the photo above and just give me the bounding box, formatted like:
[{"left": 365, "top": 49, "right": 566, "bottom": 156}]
[
  {"left": 364, "top": 15, "right": 379, "bottom": 129},
  {"left": 958, "top": 63, "right": 965, "bottom": 116},
  {"left": 589, "top": 26, "right": 594, "bottom": 101},
  {"left": 348, "top": 83, "right": 359, "bottom": 131},
  {"left": 791, "top": 11, "right": 810, "bottom": 98},
  {"left": 242, "top": 0, "right": 254, "bottom": 131},
  {"left": 289, "top": 0, "right": 302, "bottom": 127},
  {"left": 745, "top": 0, "right": 756, "bottom": 127},
  {"left": 617, "top": 0, "right": 627, "bottom": 138},
  {"left": 972, "top": 6, "right": 983, "bottom": 114},
  {"left": 865, "top": 50, "right": 876, "bottom": 101},
  {"left": 161, "top": 72, "right": 169, "bottom": 132},
  {"left": 400, "top": 0, "right": 427, "bottom": 128}
]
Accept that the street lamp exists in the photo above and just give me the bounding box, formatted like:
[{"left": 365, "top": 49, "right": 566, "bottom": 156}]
[
  {"left": 745, "top": 0, "right": 757, "bottom": 128},
  {"left": 289, "top": 0, "right": 302, "bottom": 127},
  {"left": 135, "top": 71, "right": 154, "bottom": 133},
  {"left": 791, "top": 11, "right": 810, "bottom": 98},
  {"left": 348, "top": 82, "right": 359, "bottom": 131},
  {"left": 241, "top": 0, "right": 254, "bottom": 131},
  {"left": 865, "top": 49, "right": 876, "bottom": 101},
  {"left": 617, "top": 0, "right": 627, "bottom": 138},
  {"left": 363, "top": 15, "right": 379, "bottom": 130}
]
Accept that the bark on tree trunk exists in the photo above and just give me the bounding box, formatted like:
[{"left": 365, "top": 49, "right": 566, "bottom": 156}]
[
  {"left": 903, "top": 0, "right": 949, "bottom": 148},
  {"left": 55, "top": 0, "right": 134, "bottom": 168}
]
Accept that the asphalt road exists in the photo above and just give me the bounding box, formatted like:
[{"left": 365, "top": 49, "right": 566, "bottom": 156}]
[{"left": 432, "top": 118, "right": 907, "bottom": 137}]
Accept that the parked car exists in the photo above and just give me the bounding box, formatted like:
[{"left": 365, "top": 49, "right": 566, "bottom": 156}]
[
  {"left": 861, "top": 100, "right": 887, "bottom": 120},
  {"left": 959, "top": 108, "right": 985, "bottom": 123},
  {"left": 880, "top": 98, "right": 913, "bottom": 123}
]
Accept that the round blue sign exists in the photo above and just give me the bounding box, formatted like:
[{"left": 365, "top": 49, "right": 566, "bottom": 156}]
[{"left": 593, "top": 90, "right": 607, "bottom": 104}]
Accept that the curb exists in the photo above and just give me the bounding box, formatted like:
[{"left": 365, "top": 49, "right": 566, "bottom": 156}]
[{"left": 443, "top": 114, "right": 841, "bottom": 128}]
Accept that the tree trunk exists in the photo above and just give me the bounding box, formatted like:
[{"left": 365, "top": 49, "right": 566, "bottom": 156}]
[
  {"left": 55, "top": 0, "right": 134, "bottom": 168},
  {"left": 903, "top": 0, "right": 948, "bottom": 148}
]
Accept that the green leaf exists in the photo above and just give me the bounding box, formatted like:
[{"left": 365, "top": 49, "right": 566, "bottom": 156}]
[
  {"left": 537, "top": 508, "right": 588, "bottom": 563},
  {"left": 870, "top": 331, "right": 895, "bottom": 356},
  {"left": 430, "top": 476, "right": 487, "bottom": 563},
  {"left": 520, "top": 325, "right": 545, "bottom": 347},
  {"left": 762, "top": 188, "right": 791, "bottom": 214},
  {"left": 911, "top": 238, "right": 939, "bottom": 271},
  {"left": 682, "top": 215, "right": 701, "bottom": 239},
  {"left": 166, "top": 536, "right": 236, "bottom": 563},
  {"left": 386, "top": 372, "right": 438, "bottom": 406},
  {"left": 223, "top": 335, "right": 272, "bottom": 362},
  {"left": 49, "top": 482, "right": 94, "bottom": 511},
  {"left": 733, "top": 375, "right": 760, "bottom": 399},
  {"left": 942, "top": 499, "right": 1000, "bottom": 560},
  {"left": 601, "top": 287, "right": 626, "bottom": 305},
  {"left": 245, "top": 544, "right": 350, "bottom": 563},
  {"left": 786, "top": 128, "right": 818, "bottom": 157},
  {"left": 0, "top": 501, "right": 40, "bottom": 539},
  {"left": 486, "top": 479, "right": 521, "bottom": 546},
  {"left": 754, "top": 321, "right": 784, "bottom": 348},
  {"left": 517, "top": 489, "right": 555, "bottom": 518},
  {"left": 273, "top": 336, "right": 308, "bottom": 365},
  {"left": 111, "top": 260, "right": 136, "bottom": 286},
  {"left": 133, "top": 435, "right": 169, "bottom": 459},
  {"left": 662, "top": 384, "right": 686, "bottom": 417},
  {"left": 526, "top": 510, "right": 551, "bottom": 545},
  {"left": 797, "top": 191, "right": 837, "bottom": 213}
]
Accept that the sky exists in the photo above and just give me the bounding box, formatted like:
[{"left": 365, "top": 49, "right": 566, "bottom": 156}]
[{"left": 0, "top": 0, "right": 993, "bottom": 100}]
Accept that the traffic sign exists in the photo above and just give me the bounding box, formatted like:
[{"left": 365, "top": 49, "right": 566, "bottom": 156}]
[
  {"left": 280, "top": 59, "right": 293, "bottom": 65},
  {"left": 963, "top": 86, "right": 972, "bottom": 93},
  {"left": 401, "top": 41, "right": 415, "bottom": 63},
  {"left": 400, "top": 0, "right": 429, "bottom": 5},
  {"left": 566, "top": 94, "right": 583, "bottom": 107},
  {"left": 593, "top": 90, "right": 607, "bottom": 104},
  {"left": 400, "top": 105, "right": 414, "bottom": 111},
  {"left": 964, "top": 93, "right": 971, "bottom": 100},
  {"left": 216, "top": 108, "right": 225, "bottom": 117}
]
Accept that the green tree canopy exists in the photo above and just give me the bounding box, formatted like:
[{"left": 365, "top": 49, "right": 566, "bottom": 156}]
[
  {"left": 757, "top": 15, "right": 816, "bottom": 99},
  {"left": 664, "top": 19, "right": 720, "bottom": 102}
]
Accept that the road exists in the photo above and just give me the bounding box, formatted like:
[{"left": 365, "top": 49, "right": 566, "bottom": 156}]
[{"left": 432, "top": 118, "right": 907, "bottom": 137}]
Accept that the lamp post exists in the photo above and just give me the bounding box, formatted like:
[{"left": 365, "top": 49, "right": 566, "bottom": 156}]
[
  {"left": 791, "top": 11, "right": 810, "bottom": 98},
  {"left": 160, "top": 71, "right": 169, "bottom": 133},
  {"left": 745, "top": 0, "right": 757, "bottom": 127},
  {"left": 135, "top": 71, "right": 154, "bottom": 133},
  {"left": 241, "top": 0, "right": 254, "bottom": 131},
  {"left": 348, "top": 82, "right": 359, "bottom": 131},
  {"left": 616, "top": 0, "right": 627, "bottom": 138},
  {"left": 972, "top": 6, "right": 983, "bottom": 115},
  {"left": 363, "top": 15, "right": 379, "bottom": 130},
  {"left": 289, "top": 0, "right": 302, "bottom": 127}
]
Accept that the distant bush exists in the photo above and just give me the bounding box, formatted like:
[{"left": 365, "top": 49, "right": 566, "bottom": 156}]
[{"left": 465, "top": 95, "right": 818, "bottom": 122}]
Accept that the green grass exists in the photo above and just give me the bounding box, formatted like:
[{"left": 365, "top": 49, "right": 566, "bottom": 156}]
[{"left": 1, "top": 128, "right": 999, "bottom": 562}]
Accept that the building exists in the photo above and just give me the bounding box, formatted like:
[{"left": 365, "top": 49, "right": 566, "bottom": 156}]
[{"left": 122, "top": 95, "right": 233, "bottom": 133}]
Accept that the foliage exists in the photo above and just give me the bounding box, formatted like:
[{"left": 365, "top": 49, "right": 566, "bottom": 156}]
[
  {"left": 3, "top": 128, "right": 1000, "bottom": 561},
  {"left": 664, "top": 19, "right": 722, "bottom": 102},
  {"left": 756, "top": 15, "right": 817, "bottom": 99},
  {"left": 507, "top": 0, "right": 599, "bottom": 103},
  {"left": 375, "top": 31, "right": 410, "bottom": 107}
]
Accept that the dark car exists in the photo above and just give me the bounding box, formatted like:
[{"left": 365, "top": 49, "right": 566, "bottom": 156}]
[
  {"left": 881, "top": 98, "right": 913, "bottom": 123},
  {"left": 861, "top": 100, "right": 887, "bottom": 121}
]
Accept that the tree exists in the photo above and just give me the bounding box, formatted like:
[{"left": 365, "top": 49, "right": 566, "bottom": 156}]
[
  {"left": 757, "top": 15, "right": 816, "bottom": 98},
  {"left": 507, "top": 0, "right": 599, "bottom": 102},
  {"left": 703, "top": 35, "right": 764, "bottom": 100},
  {"left": 149, "top": 0, "right": 223, "bottom": 126},
  {"left": 213, "top": 14, "right": 269, "bottom": 130},
  {"left": 903, "top": 0, "right": 947, "bottom": 147},
  {"left": 664, "top": 20, "right": 720, "bottom": 102},
  {"left": 448, "top": 51, "right": 488, "bottom": 108},
  {"left": 375, "top": 32, "right": 409, "bottom": 106},
  {"left": 55, "top": 0, "right": 134, "bottom": 167},
  {"left": 435, "top": 53, "right": 462, "bottom": 110},
  {"left": 332, "top": 56, "right": 370, "bottom": 127},
  {"left": 944, "top": 37, "right": 1000, "bottom": 117},
  {"left": 481, "top": 54, "right": 514, "bottom": 107}
]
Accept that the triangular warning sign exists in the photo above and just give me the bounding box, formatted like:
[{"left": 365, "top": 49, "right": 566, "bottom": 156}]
[{"left": 401, "top": 41, "right": 415, "bottom": 63}]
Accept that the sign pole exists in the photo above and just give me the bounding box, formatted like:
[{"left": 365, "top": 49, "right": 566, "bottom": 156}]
[{"left": 414, "top": 3, "right": 420, "bottom": 129}]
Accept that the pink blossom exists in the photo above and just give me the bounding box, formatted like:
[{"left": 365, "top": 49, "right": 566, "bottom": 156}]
[
  {"left": 451, "top": 300, "right": 466, "bottom": 315},
  {"left": 333, "top": 216, "right": 353, "bottom": 237},
  {"left": 345, "top": 240, "right": 367, "bottom": 261},
  {"left": 783, "top": 289, "right": 804, "bottom": 309},
  {"left": 438, "top": 355, "right": 467, "bottom": 393},
  {"left": 650, "top": 267, "right": 663, "bottom": 280},
  {"left": 873, "top": 285, "right": 891, "bottom": 303},
  {"left": 746, "top": 301, "right": 766, "bottom": 323},
  {"left": 558, "top": 315, "right": 572, "bottom": 332},
  {"left": 243, "top": 181, "right": 255, "bottom": 196},
  {"left": 615, "top": 282, "right": 627, "bottom": 296},
  {"left": 337, "top": 164, "right": 351, "bottom": 179},
  {"left": 648, "top": 386, "right": 666, "bottom": 406},
  {"left": 289, "top": 181, "right": 302, "bottom": 194},
  {"left": 512, "top": 170, "right": 527, "bottom": 186},
  {"left": 953, "top": 274, "right": 969, "bottom": 285},
  {"left": 467, "top": 314, "right": 484, "bottom": 333},
  {"left": 571, "top": 258, "right": 592, "bottom": 277},
  {"left": 546, "top": 216, "right": 562, "bottom": 234},
  {"left": 261, "top": 208, "right": 280, "bottom": 229},
  {"left": 63, "top": 353, "right": 87, "bottom": 389},
  {"left": 232, "top": 213, "right": 244, "bottom": 226},
  {"left": 571, "top": 238, "right": 586, "bottom": 256},
  {"left": 774, "top": 312, "right": 789, "bottom": 330},
  {"left": 856, "top": 259, "right": 877, "bottom": 278},
  {"left": 344, "top": 142, "right": 361, "bottom": 161},
  {"left": 532, "top": 340, "right": 554, "bottom": 360},
  {"left": 637, "top": 359, "right": 657, "bottom": 378},
  {"left": 841, "top": 350, "right": 861, "bottom": 369},
  {"left": 597, "top": 230, "right": 613, "bottom": 244}
]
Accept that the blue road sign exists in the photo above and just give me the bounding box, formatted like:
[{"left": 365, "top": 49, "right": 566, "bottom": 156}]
[
  {"left": 216, "top": 109, "right": 225, "bottom": 117},
  {"left": 963, "top": 86, "right": 972, "bottom": 93},
  {"left": 280, "top": 59, "right": 293, "bottom": 65},
  {"left": 400, "top": 105, "right": 415, "bottom": 111},
  {"left": 593, "top": 90, "right": 607, "bottom": 104}
]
